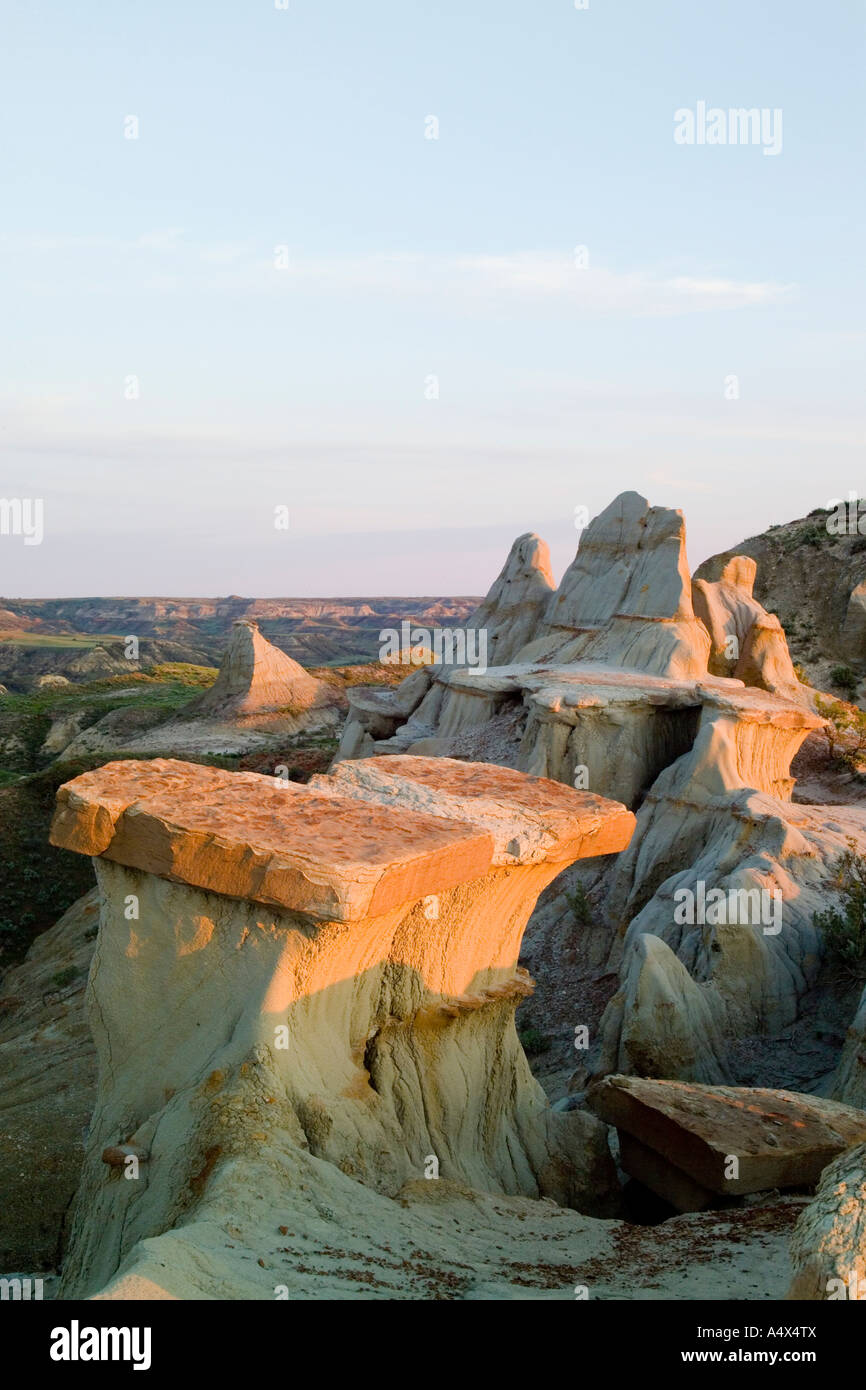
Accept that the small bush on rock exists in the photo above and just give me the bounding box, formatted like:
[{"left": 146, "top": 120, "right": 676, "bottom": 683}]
[
  {"left": 830, "top": 665, "right": 859, "bottom": 694},
  {"left": 814, "top": 843, "right": 866, "bottom": 974}
]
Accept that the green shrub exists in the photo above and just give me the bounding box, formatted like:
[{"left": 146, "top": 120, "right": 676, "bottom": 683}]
[
  {"left": 830, "top": 665, "right": 859, "bottom": 694},
  {"left": 49, "top": 966, "right": 80, "bottom": 990},
  {"left": 782, "top": 523, "right": 826, "bottom": 553},
  {"left": 518, "top": 1025, "right": 551, "bottom": 1057},
  {"left": 814, "top": 695, "right": 866, "bottom": 767},
  {"left": 565, "top": 881, "right": 592, "bottom": 925},
  {"left": 814, "top": 844, "right": 866, "bottom": 973}
]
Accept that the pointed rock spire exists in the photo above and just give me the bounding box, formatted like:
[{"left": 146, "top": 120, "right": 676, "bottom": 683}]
[
  {"left": 463, "top": 532, "right": 555, "bottom": 666},
  {"left": 195, "top": 620, "right": 334, "bottom": 716}
]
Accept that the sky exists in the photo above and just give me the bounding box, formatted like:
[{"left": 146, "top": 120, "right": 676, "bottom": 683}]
[{"left": 1, "top": 0, "right": 864, "bottom": 597}]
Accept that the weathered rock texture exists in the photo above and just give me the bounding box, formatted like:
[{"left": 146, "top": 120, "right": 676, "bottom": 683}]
[
  {"left": 334, "top": 490, "right": 714, "bottom": 764},
  {"left": 832, "top": 983, "right": 866, "bottom": 1109},
  {"left": 515, "top": 491, "right": 710, "bottom": 677},
  {"left": 51, "top": 757, "right": 634, "bottom": 1298},
  {"left": 695, "top": 508, "right": 866, "bottom": 686},
  {"left": 333, "top": 534, "right": 553, "bottom": 764},
  {"left": 592, "top": 730, "right": 864, "bottom": 1089},
  {"left": 0, "top": 892, "right": 99, "bottom": 1270},
  {"left": 1, "top": 886, "right": 810, "bottom": 1299},
  {"left": 596, "top": 934, "right": 731, "bottom": 1086},
  {"left": 788, "top": 1142, "right": 866, "bottom": 1299},
  {"left": 692, "top": 556, "right": 803, "bottom": 701},
  {"left": 590, "top": 1075, "right": 866, "bottom": 1213},
  {"left": 334, "top": 492, "right": 814, "bottom": 775},
  {"left": 459, "top": 532, "right": 555, "bottom": 667},
  {"left": 190, "top": 620, "right": 335, "bottom": 721},
  {"left": 61, "top": 621, "right": 345, "bottom": 760}
]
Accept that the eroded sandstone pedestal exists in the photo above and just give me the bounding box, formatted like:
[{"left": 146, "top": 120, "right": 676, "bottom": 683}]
[{"left": 51, "top": 756, "right": 634, "bottom": 1298}]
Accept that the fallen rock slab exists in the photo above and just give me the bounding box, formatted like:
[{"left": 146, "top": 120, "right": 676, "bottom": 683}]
[{"left": 589, "top": 1075, "right": 866, "bottom": 1209}]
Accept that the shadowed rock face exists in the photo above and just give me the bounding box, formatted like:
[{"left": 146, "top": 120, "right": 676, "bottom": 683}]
[
  {"left": 50, "top": 757, "right": 634, "bottom": 1299},
  {"left": 592, "top": 707, "right": 861, "bottom": 1084},
  {"left": 0, "top": 891, "right": 99, "bottom": 1271},
  {"left": 595, "top": 934, "right": 731, "bottom": 1086},
  {"left": 832, "top": 983, "right": 866, "bottom": 1108}
]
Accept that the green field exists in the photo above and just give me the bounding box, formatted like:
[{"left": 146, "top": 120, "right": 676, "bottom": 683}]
[{"left": 0, "top": 632, "right": 124, "bottom": 648}]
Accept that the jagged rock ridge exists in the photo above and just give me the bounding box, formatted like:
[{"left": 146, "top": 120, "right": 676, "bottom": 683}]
[{"left": 332, "top": 491, "right": 866, "bottom": 1103}]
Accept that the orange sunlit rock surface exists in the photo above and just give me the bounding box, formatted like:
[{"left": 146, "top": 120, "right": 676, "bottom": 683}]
[{"left": 50, "top": 756, "right": 634, "bottom": 920}]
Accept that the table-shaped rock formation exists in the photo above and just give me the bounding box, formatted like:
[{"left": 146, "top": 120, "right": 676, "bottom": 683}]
[{"left": 50, "top": 757, "right": 634, "bottom": 1298}]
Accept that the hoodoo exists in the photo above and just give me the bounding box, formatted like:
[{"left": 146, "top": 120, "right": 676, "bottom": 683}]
[{"left": 51, "top": 756, "right": 634, "bottom": 1298}]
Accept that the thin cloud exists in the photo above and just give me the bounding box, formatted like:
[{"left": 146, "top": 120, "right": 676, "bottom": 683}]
[
  {"left": 8, "top": 233, "right": 794, "bottom": 316},
  {"left": 451, "top": 255, "right": 793, "bottom": 314}
]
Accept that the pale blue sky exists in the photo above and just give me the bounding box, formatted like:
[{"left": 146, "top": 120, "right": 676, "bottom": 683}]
[{"left": 1, "top": 0, "right": 863, "bottom": 596}]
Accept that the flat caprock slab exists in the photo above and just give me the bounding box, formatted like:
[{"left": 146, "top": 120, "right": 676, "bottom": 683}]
[
  {"left": 315, "top": 756, "right": 635, "bottom": 865},
  {"left": 51, "top": 757, "right": 634, "bottom": 922}
]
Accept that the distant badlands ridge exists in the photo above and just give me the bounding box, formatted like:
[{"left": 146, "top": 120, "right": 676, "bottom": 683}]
[
  {"left": 0, "top": 596, "right": 481, "bottom": 671},
  {"left": 0, "top": 595, "right": 480, "bottom": 627}
]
